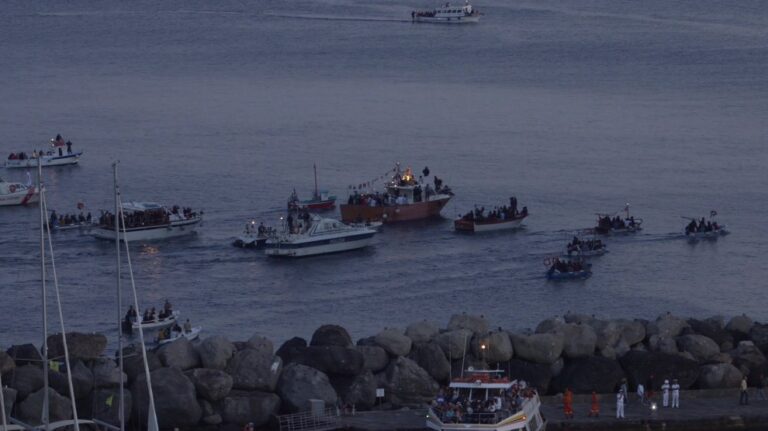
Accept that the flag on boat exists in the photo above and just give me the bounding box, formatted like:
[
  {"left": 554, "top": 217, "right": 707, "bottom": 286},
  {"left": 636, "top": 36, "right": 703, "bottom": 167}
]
[
  {"left": 49, "top": 360, "right": 60, "bottom": 372},
  {"left": 105, "top": 394, "right": 114, "bottom": 407}
]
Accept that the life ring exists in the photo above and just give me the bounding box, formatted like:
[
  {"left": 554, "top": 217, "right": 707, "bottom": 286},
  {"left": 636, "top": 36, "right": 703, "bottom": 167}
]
[{"left": 9, "top": 185, "right": 16, "bottom": 193}]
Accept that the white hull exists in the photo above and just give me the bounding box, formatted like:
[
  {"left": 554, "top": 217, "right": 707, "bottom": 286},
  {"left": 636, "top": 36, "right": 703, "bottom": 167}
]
[
  {"left": 92, "top": 217, "right": 201, "bottom": 242},
  {"left": 132, "top": 310, "right": 179, "bottom": 330},
  {"left": 4, "top": 152, "right": 82, "bottom": 168},
  {"left": 265, "top": 235, "right": 373, "bottom": 257},
  {"left": 460, "top": 218, "right": 523, "bottom": 232},
  {"left": 686, "top": 227, "right": 729, "bottom": 240},
  {"left": 414, "top": 15, "right": 479, "bottom": 23},
  {"left": 0, "top": 191, "right": 39, "bottom": 206},
  {"left": 158, "top": 326, "right": 201, "bottom": 345}
]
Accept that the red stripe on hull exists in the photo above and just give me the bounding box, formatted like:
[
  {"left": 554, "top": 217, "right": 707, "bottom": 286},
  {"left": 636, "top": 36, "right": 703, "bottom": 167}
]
[{"left": 340, "top": 197, "right": 451, "bottom": 223}]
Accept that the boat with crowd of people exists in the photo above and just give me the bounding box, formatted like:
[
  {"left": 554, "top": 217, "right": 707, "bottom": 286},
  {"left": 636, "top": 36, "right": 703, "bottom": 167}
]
[
  {"left": 412, "top": 1, "right": 480, "bottom": 23},
  {"left": 0, "top": 177, "right": 38, "bottom": 206},
  {"left": 545, "top": 257, "right": 592, "bottom": 280},
  {"left": 594, "top": 205, "right": 642, "bottom": 235},
  {"left": 340, "top": 164, "right": 453, "bottom": 224},
  {"left": 91, "top": 201, "right": 203, "bottom": 242},
  {"left": 426, "top": 368, "right": 545, "bottom": 431},
  {"left": 5, "top": 135, "right": 83, "bottom": 169},
  {"left": 563, "top": 235, "right": 607, "bottom": 257},
  {"left": 454, "top": 197, "right": 528, "bottom": 233},
  {"left": 265, "top": 212, "right": 377, "bottom": 257},
  {"left": 684, "top": 213, "right": 729, "bottom": 240},
  {"left": 233, "top": 220, "right": 276, "bottom": 248}
]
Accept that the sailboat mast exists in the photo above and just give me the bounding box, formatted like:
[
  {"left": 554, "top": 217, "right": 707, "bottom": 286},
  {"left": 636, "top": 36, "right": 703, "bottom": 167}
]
[
  {"left": 313, "top": 163, "right": 318, "bottom": 199},
  {"left": 114, "top": 162, "right": 125, "bottom": 431},
  {"left": 38, "top": 158, "right": 50, "bottom": 430}
]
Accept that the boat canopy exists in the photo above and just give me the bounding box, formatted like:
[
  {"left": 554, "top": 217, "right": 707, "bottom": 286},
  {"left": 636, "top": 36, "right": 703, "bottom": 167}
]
[{"left": 122, "top": 201, "right": 165, "bottom": 212}]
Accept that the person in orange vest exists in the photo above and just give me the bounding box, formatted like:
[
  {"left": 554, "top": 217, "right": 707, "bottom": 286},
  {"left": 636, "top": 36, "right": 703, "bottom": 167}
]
[
  {"left": 588, "top": 391, "right": 600, "bottom": 417},
  {"left": 563, "top": 387, "right": 574, "bottom": 419}
]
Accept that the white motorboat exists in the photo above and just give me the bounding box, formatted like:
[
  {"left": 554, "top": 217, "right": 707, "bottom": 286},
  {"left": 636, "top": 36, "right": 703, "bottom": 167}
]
[
  {"left": 594, "top": 204, "right": 642, "bottom": 235},
  {"left": 426, "top": 369, "right": 546, "bottom": 431},
  {"left": 91, "top": 201, "right": 202, "bottom": 242},
  {"left": 233, "top": 220, "right": 275, "bottom": 248},
  {"left": 5, "top": 136, "right": 83, "bottom": 168},
  {"left": 131, "top": 310, "right": 180, "bottom": 331},
  {"left": 686, "top": 225, "right": 729, "bottom": 240},
  {"left": 157, "top": 326, "right": 202, "bottom": 345},
  {"left": 0, "top": 177, "right": 39, "bottom": 206},
  {"left": 265, "top": 215, "right": 376, "bottom": 257},
  {"left": 412, "top": 1, "right": 480, "bottom": 23}
]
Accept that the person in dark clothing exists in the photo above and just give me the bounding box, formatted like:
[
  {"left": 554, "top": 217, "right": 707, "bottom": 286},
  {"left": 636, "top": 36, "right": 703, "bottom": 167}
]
[{"left": 66, "top": 141, "right": 72, "bottom": 154}]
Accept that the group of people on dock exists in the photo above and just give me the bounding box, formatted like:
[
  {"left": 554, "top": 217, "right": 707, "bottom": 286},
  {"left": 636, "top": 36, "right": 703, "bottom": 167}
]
[
  {"left": 7, "top": 134, "right": 75, "bottom": 160},
  {"left": 431, "top": 381, "right": 536, "bottom": 424},
  {"left": 685, "top": 217, "right": 722, "bottom": 235},
  {"left": 50, "top": 210, "right": 92, "bottom": 227}
]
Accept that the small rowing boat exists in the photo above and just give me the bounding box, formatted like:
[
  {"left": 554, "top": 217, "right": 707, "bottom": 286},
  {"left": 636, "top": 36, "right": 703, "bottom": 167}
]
[
  {"left": 157, "top": 326, "right": 202, "bottom": 345},
  {"left": 454, "top": 197, "right": 528, "bottom": 233},
  {"left": 412, "top": 1, "right": 480, "bottom": 24}
]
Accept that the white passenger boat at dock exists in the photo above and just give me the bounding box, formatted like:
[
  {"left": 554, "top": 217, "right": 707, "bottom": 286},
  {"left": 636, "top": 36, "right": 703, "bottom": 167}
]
[
  {"left": 4, "top": 135, "right": 83, "bottom": 169},
  {"left": 426, "top": 369, "right": 545, "bottom": 431},
  {"left": 92, "top": 201, "right": 202, "bottom": 242},
  {"left": 412, "top": 1, "right": 480, "bottom": 23},
  {"left": 265, "top": 214, "right": 377, "bottom": 257},
  {"left": 0, "top": 177, "right": 39, "bottom": 206}
]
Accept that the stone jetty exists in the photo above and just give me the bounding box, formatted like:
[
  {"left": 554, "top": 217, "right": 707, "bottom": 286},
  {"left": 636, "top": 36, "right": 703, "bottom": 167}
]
[{"left": 2, "top": 312, "right": 768, "bottom": 429}]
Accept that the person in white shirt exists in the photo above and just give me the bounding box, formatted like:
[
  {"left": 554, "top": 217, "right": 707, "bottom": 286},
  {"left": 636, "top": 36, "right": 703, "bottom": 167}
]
[
  {"left": 662, "top": 379, "right": 670, "bottom": 407},
  {"left": 671, "top": 379, "right": 680, "bottom": 408},
  {"left": 616, "top": 391, "right": 625, "bottom": 418},
  {"left": 636, "top": 383, "right": 645, "bottom": 405}
]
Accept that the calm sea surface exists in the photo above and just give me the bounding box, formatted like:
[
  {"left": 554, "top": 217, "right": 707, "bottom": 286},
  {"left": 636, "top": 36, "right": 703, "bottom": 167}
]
[{"left": 1, "top": 0, "right": 767, "bottom": 348}]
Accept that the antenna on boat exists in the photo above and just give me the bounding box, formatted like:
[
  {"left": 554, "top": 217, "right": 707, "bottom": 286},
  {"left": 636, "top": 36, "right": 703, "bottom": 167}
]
[
  {"left": 313, "top": 163, "right": 318, "bottom": 200},
  {"left": 38, "top": 157, "right": 51, "bottom": 431},
  {"left": 460, "top": 332, "right": 468, "bottom": 378},
  {"left": 114, "top": 161, "right": 126, "bottom": 431},
  {"left": 0, "top": 372, "right": 6, "bottom": 430}
]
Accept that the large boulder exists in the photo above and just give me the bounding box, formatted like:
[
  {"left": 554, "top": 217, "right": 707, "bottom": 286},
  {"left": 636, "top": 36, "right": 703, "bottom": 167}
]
[
  {"left": 7, "top": 365, "right": 44, "bottom": 399},
  {"left": 553, "top": 357, "right": 624, "bottom": 394},
  {"left": 277, "top": 364, "right": 337, "bottom": 413},
  {"left": 589, "top": 320, "right": 622, "bottom": 351},
  {"left": 222, "top": 390, "right": 280, "bottom": 427},
  {"left": 408, "top": 342, "right": 450, "bottom": 382},
  {"left": 555, "top": 324, "right": 596, "bottom": 359},
  {"left": 121, "top": 346, "right": 162, "bottom": 382},
  {"left": 564, "top": 312, "right": 595, "bottom": 325},
  {"left": 677, "top": 335, "right": 720, "bottom": 362},
  {"left": 0, "top": 350, "right": 15, "bottom": 374},
  {"left": 132, "top": 367, "right": 202, "bottom": 428},
  {"left": 535, "top": 316, "right": 566, "bottom": 334},
  {"left": 276, "top": 337, "right": 308, "bottom": 364},
  {"left": 17, "top": 387, "right": 72, "bottom": 425},
  {"left": 196, "top": 336, "right": 235, "bottom": 370},
  {"left": 697, "top": 364, "right": 743, "bottom": 389},
  {"left": 500, "top": 359, "right": 552, "bottom": 393},
  {"left": 356, "top": 345, "right": 389, "bottom": 373},
  {"left": 647, "top": 314, "right": 689, "bottom": 339},
  {"left": 726, "top": 315, "right": 754, "bottom": 339},
  {"left": 92, "top": 358, "right": 127, "bottom": 389},
  {"left": 374, "top": 329, "right": 412, "bottom": 357},
  {"left": 448, "top": 313, "right": 489, "bottom": 334},
  {"left": 190, "top": 368, "right": 233, "bottom": 402},
  {"left": 616, "top": 319, "right": 646, "bottom": 346},
  {"left": 226, "top": 349, "right": 282, "bottom": 392},
  {"left": 5, "top": 344, "right": 42, "bottom": 366},
  {"left": 405, "top": 321, "right": 440, "bottom": 344},
  {"left": 157, "top": 337, "right": 200, "bottom": 370},
  {"left": 732, "top": 341, "right": 767, "bottom": 378},
  {"left": 688, "top": 317, "right": 732, "bottom": 346},
  {"left": 649, "top": 335, "right": 679, "bottom": 355},
  {"left": 749, "top": 323, "right": 768, "bottom": 353},
  {"left": 47, "top": 332, "right": 107, "bottom": 361},
  {"left": 293, "top": 346, "right": 364, "bottom": 376},
  {"left": 435, "top": 329, "right": 472, "bottom": 359},
  {"left": 49, "top": 360, "right": 93, "bottom": 399},
  {"left": 246, "top": 334, "right": 274, "bottom": 356},
  {"left": 381, "top": 357, "right": 438, "bottom": 406},
  {"left": 471, "top": 331, "right": 514, "bottom": 363},
  {"left": 310, "top": 325, "right": 353, "bottom": 348},
  {"left": 87, "top": 388, "right": 132, "bottom": 425},
  {"left": 511, "top": 333, "right": 563, "bottom": 364},
  {"left": 331, "top": 370, "right": 378, "bottom": 410},
  {"left": 619, "top": 351, "right": 700, "bottom": 390},
  {"left": 2, "top": 387, "right": 17, "bottom": 420}
]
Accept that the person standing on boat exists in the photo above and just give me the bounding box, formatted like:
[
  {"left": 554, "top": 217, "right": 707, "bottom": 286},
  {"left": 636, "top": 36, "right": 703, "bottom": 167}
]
[
  {"left": 164, "top": 299, "right": 173, "bottom": 315},
  {"left": 183, "top": 319, "right": 192, "bottom": 334},
  {"left": 66, "top": 141, "right": 73, "bottom": 154}
]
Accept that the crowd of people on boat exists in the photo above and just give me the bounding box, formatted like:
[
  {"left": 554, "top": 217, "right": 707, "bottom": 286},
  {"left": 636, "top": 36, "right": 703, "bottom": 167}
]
[
  {"left": 566, "top": 236, "right": 605, "bottom": 254},
  {"left": 596, "top": 215, "right": 638, "bottom": 232},
  {"left": 347, "top": 171, "right": 453, "bottom": 207},
  {"left": 98, "top": 209, "right": 169, "bottom": 229},
  {"left": 431, "top": 381, "right": 536, "bottom": 424},
  {"left": 49, "top": 210, "right": 92, "bottom": 227},
  {"left": 459, "top": 197, "right": 528, "bottom": 223},
  {"left": 685, "top": 218, "right": 722, "bottom": 235},
  {"left": 156, "top": 319, "right": 193, "bottom": 342},
  {"left": 7, "top": 135, "right": 76, "bottom": 160},
  {"left": 124, "top": 300, "right": 175, "bottom": 325},
  {"left": 548, "top": 258, "right": 587, "bottom": 274}
]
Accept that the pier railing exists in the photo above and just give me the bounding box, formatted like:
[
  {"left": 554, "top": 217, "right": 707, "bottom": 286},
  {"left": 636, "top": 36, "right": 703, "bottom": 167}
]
[{"left": 277, "top": 407, "right": 340, "bottom": 431}]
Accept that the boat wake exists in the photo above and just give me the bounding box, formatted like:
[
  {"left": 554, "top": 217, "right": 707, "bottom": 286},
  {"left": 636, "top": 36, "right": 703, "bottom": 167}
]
[{"left": 264, "top": 13, "right": 411, "bottom": 23}]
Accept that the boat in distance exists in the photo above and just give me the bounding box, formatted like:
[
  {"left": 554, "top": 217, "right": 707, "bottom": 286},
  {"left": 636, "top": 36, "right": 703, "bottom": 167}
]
[
  {"left": 265, "top": 214, "right": 376, "bottom": 257},
  {"left": 426, "top": 369, "right": 546, "bottom": 431},
  {"left": 288, "top": 164, "right": 336, "bottom": 211},
  {"left": 412, "top": 1, "right": 480, "bottom": 23},
  {"left": 0, "top": 177, "right": 39, "bottom": 206},
  {"left": 454, "top": 198, "right": 528, "bottom": 232},
  {"left": 340, "top": 164, "right": 453, "bottom": 223},
  {"left": 684, "top": 213, "right": 729, "bottom": 240},
  {"left": 91, "top": 201, "right": 202, "bottom": 242},
  {"left": 5, "top": 135, "right": 83, "bottom": 168}
]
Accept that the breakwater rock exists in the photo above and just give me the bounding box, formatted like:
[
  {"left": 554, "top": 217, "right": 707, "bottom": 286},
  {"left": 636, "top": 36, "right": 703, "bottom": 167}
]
[{"left": 2, "top": 313, "right": 768, "bottom": 429}]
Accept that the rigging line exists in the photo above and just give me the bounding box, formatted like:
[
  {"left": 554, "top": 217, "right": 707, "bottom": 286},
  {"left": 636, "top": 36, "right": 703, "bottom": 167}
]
[
  {"left": 41, "top": 189, "right": 81, "bottom": 431},
  {"left": 117, "top": 192, "right": 160, "bottom": 431}
]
